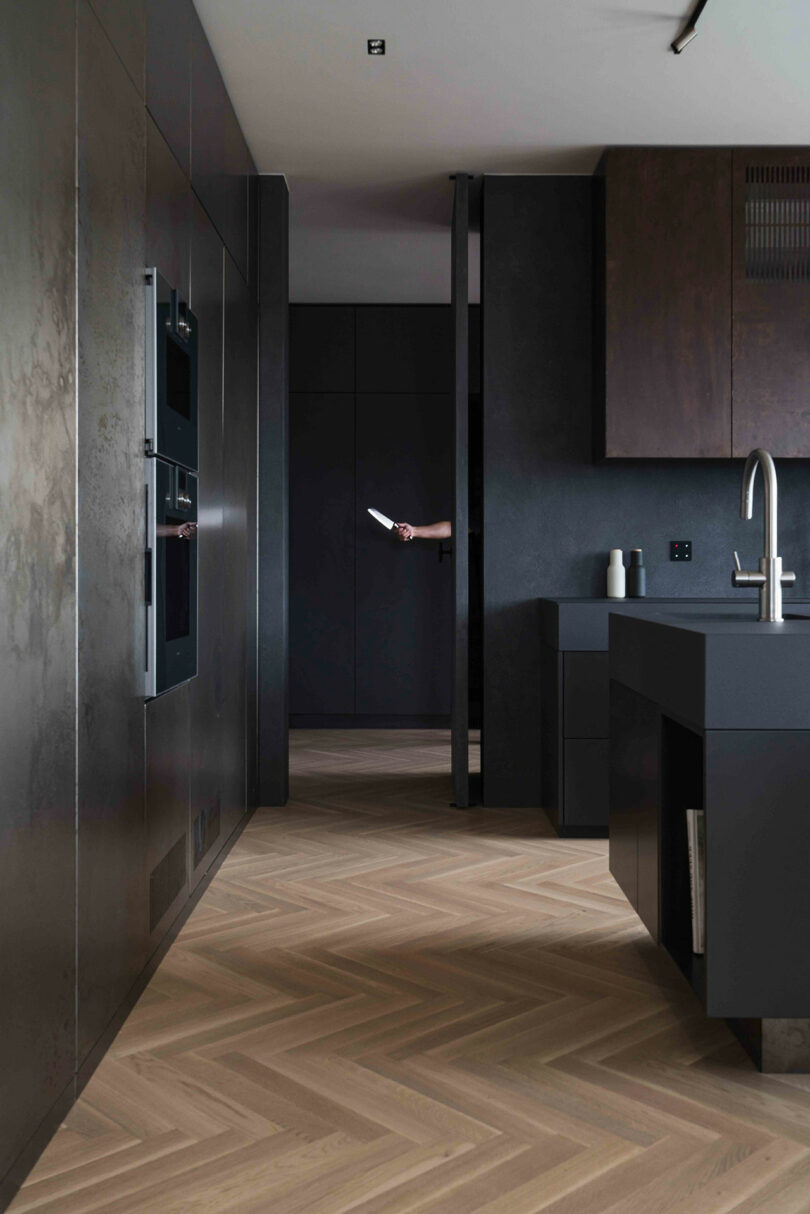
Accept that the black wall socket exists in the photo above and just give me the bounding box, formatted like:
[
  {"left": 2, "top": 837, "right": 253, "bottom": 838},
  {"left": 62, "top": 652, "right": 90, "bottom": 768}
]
[{"left": 670, "top": 540, "right": 692, "bottom": 561}]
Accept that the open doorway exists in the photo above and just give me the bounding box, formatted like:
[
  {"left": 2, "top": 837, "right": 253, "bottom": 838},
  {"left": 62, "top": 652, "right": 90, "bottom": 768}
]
[{"left": 286, "top": 301, "right": 482, "bottom": 797}]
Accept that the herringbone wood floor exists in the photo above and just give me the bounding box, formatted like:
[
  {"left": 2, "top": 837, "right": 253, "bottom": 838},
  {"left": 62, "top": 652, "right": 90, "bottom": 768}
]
[{"left": 12, "top": 731, "right": 810, "bottom": 1213}]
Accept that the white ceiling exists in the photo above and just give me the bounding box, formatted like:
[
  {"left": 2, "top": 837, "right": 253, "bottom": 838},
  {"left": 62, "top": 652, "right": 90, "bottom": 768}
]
[{"left": 193, "top": 0, "right": 810, "bottom": 302}]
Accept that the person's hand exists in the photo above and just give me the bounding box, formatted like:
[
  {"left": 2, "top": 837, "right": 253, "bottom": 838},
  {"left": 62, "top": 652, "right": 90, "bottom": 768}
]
[
  {"left": 177, "top": 521, "right": 197, "bottom": 540},
  {"left": 395, "top": 523, "right": 414, "bottom": 542}
]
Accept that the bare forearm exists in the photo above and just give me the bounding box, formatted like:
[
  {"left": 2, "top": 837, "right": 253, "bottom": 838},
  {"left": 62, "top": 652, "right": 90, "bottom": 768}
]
[{"left": 411, "top": 521, "right": 451, "bottom": 540}]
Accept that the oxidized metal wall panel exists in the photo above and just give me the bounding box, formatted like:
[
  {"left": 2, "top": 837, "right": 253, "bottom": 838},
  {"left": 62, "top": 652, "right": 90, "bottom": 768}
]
[
  {"left": 190, "top": 8, "right": 250, "bottom": 279},
  {"left": 145, "top": 684, "right": 190, "bottom": 945},
  {"left": 0, "top": 0, "right": 77, "bottom": 1182},
  {"left": 76, "top": 0, "right": 148, "bottom": 1063},
  {"left": 188, "top": 201, "right": 226, "bottom": 890},
  {"left": 88, "top": 0, "right": 146, "bottom": 97},
  {"left": 146, "top": 114, "right": 191, "bottom": 302}
]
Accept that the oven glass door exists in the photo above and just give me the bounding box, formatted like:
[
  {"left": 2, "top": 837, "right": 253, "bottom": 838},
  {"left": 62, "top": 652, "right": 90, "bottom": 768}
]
[
  {"left": 146, "top": 458, "right": 198, "bottom": 696},
  {"left": 145, "top": 269, "right": 199, "bottom": 472}
]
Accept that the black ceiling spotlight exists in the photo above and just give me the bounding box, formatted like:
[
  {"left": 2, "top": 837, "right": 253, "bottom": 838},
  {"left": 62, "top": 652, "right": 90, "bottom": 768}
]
[
  {"left": 671, "top": 0, "right": 710, "bottom": 53},
  {"left": 367, "top": 39, "right": 386, "bottom": 55}
]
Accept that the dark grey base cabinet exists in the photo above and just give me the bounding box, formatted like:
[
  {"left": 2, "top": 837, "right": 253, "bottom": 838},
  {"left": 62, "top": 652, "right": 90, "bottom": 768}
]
[{"left": 541, "top": 644, "right": 609, "bottom": 835}]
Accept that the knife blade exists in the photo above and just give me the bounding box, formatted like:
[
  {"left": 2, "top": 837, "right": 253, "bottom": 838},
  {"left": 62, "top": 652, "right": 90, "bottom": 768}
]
[{"left": 368, "top": 507, "right": 398, "bottom": 532}]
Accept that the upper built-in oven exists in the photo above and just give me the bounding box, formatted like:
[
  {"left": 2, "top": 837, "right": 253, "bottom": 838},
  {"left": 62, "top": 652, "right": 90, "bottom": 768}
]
[{"left": 145, "top": 268, "right": 198, "bottom": 472}]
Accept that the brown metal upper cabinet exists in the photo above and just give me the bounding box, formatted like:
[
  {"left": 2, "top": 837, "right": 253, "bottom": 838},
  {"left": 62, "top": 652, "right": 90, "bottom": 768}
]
[
  {"left": 598, "top": 148, "right": 733, "bottom": 458},
  {"left": 732, "top": 148, "right": 810, "bottom": 457}
]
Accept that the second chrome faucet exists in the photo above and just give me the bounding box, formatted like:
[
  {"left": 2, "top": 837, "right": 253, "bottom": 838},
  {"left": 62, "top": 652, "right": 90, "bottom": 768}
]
[{"left": 732, "top": 448, "right": 796, "bottom": 623}]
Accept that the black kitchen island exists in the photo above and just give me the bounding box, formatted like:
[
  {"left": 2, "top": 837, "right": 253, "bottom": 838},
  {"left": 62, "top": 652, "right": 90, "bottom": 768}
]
[
  {"left": 610, "top": 608, "right": 810, "bottom": 1072},
  {"left": 539, "top": 597, "right": 790, "bottom": 837}
]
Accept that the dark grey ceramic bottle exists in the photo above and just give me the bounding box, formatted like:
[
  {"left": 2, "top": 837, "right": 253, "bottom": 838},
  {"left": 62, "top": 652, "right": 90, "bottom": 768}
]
[{"left": 627, "top": 548, "right": 646, "bottom": 597}]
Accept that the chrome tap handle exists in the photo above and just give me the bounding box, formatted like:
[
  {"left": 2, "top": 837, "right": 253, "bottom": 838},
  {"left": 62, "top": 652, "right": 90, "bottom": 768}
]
[
  {"left": 782, "top": 570, "right": 797, "bottom": 587},
  {"left": 732, "top": 550, "right": 766, "bottom": 588}
]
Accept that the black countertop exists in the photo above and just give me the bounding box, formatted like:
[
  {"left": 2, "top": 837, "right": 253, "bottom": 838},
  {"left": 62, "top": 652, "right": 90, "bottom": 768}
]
[
  {"left": 610, "top": 608, "right": 810, "bottom": 730},
  {"left": 540, "top": 597, "right": 776, "bottom": 651}
]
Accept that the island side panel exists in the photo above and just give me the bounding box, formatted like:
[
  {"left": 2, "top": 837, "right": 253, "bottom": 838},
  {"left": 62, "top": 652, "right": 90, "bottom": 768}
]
[{"left": 705, "top": 730, "right": 810, "bottom": 1018}]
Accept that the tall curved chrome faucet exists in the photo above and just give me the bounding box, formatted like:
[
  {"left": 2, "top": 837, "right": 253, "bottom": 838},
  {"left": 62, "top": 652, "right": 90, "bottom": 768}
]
[{"left": 732, "top": 449, "right": 795, "bottom": 622}]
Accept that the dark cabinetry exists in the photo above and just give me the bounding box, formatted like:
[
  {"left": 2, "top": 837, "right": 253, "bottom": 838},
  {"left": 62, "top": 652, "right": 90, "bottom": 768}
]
[
  {"left": 732, "top": 148, "right": 810, "bottom": 456},
  {"left": 188, "top": 198, "right": 226, "bottom": 891},
  {"left": 191, "top": 13, "right": 253, "bottom": 281},
  {"left": 290, "top": 306, "right": 461, "bottom": 725},
  {"left": 542, "top": 646, "right": 609, "bottom": 834},
  {"left": 145, "top": 0, "right": 252, "bottom": 280},
  {"left": 0, "top": 0, "right": 78, "bottom": 1189},
  {"left": 145, "top": 0, "right": 192, "bottom": 174},
  {"left": 77, "top": 1, "right": 149, "bottom": 1062},
  {"left": 597, "top": 146, "right": 810, "bottom": 459},
  {"left": 290, "top": 394, "right": 356, "bottom": 714},
  {"left": 355, "top": 392, "right": 453, "bottom": 715},
  {"left": 609, "top": 681, "right": 660, "bottom": 939}
]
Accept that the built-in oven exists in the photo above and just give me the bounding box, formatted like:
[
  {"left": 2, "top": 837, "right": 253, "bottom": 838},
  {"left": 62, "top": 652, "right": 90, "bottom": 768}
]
[
  {"left": 145, "top": 268, "right": 198, "bottom": 472},
  {"left": 145, "top": 458, "right": 198, "bottom": 698}
]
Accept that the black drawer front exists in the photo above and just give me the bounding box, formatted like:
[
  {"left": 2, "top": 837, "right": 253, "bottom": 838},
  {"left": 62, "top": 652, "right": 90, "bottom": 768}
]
[
  {"left": 564, "top": 739, "right": 609, "bottom": 828},
  {"left": 564, "top": 652, "right": 609, "bottom": 738}
]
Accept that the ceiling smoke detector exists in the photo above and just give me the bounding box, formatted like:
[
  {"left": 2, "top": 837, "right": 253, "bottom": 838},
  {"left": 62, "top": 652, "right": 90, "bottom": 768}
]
[
  {"left": 671, "top": 0, "right": 710, "bottom": 53},
  {"left": 367, "top": 39, "right": 386, "bottom": 55}
]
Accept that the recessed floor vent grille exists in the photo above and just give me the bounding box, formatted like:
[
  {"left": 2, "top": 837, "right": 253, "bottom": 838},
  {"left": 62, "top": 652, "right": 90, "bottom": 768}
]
[
  {"left": 193, "top": 797, "right": 221, "bottom": 869},
  {"left": 745, "top": 165, "right": 810, "bottom": 282},
  {"left": 149, "top": 834, "right": 187, "bottom": 931}
]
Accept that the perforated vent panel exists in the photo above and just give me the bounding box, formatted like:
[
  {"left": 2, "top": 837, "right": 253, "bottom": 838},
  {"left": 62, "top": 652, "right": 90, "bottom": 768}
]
[
  {"left": 745, "top": 165, "right": 810, "bottom": 282},
  {"left": 193, "top": 797, "right": 221, "bottom": 868}
]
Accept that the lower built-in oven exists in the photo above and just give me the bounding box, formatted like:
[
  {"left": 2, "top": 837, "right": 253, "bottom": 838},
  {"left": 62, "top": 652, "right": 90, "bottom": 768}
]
[{"left": 145, "top": 457, "right": 198, "bottom": 698}]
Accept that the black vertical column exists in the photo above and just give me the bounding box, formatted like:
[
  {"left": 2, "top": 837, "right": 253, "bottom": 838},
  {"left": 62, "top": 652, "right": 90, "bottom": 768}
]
[
  {"left": 258, "top": 176, "right": 290, "bottom": 806},
  {"left": 452, "top": 175, "right": 471, "bottom": 807}
]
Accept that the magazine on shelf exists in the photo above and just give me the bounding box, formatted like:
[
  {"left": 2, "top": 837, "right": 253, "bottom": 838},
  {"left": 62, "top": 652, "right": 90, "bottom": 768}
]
[{"left": 686, "top": 808, "right": 706, "bottom": 955}]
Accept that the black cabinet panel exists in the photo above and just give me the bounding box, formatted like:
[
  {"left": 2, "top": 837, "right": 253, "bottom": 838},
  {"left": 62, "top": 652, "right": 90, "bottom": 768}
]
[
  {"left": 146, "top": 115, "right": 191, "bottom": 299},
  {"left": 540, "top": 644, "right": 563, "bottom": 827},
  {"left": 90, "top": 0, "right": 145, "bottom": 93},
  {"left": 706, "top": 732, "right": 810, "bottom": 1017},
  {"left": 563, "top": 652, "right": 609, "bottom": 738},
  {"left": 469, "top": 304, "right": 481, "bottom": 397},
  {"left": 146, "top": 685, "right": 190, "bottom": 943},
  {"left": 565, "top": 740, "right": 609, "bottom": 828},
  {"left": 290, "top": 306, "right": 355, "bottom": 393},
  {"left": 191, "top": 11, "right": 250, "bottom": 279},
  {"left": 189, "top": 199, "right": 225, "bottom": 887},
  {"left": 355, "top": 394, "right": 453, "bottom": 715},
  {"left": 0, "top": 0, "right": 77, "bottom": 1180},
  {"left": 145, "top": 0, "right": 192, "bottom": 175},
  {"left": 290, "top": 394, "right": 356, "bottom": 714},
  {"left": 221, "top": 255, "right": 251, "bottom": 835},
  {"left": 609, "top": 681, "right": 660, "bottom": 936},
  {"left": 356, "top": 306, "right": 453, "bottom": 393},
  {"left": 77, "top": 2, "right": 149, "bottom": 1063}
]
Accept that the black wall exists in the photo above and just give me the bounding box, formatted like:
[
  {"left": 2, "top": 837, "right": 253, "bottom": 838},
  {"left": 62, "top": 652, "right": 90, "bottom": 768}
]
[
  {"left": 481, "top": 175, "right": 810, "bottom": 807},
  {"left": 288, "top": 306, "right": 481, "bottom": 726},
  {"left": 0, "top": 2, "right": 265, "bottom": 1203}
]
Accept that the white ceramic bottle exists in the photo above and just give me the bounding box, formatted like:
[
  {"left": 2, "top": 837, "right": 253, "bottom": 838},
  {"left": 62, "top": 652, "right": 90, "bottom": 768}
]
[{"left": 607, "top": 549, "right": 626, "bottom": 599}]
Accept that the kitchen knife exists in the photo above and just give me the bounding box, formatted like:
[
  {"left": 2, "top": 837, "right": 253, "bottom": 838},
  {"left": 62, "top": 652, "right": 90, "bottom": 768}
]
[{"left": 368, "top": 507, "right": 398, "bottom": 532}]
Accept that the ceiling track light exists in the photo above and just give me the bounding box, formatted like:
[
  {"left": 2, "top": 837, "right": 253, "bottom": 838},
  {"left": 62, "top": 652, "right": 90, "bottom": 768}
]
[
  {"left": 367, "top": 39, "right": 386, "bottom": 55},
  {"left": 671, "top": 0, "right": 710, "bottom": 53}
]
